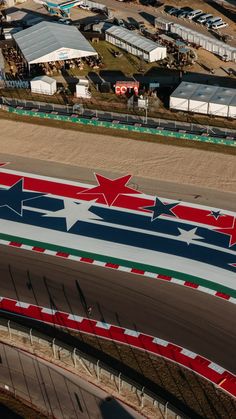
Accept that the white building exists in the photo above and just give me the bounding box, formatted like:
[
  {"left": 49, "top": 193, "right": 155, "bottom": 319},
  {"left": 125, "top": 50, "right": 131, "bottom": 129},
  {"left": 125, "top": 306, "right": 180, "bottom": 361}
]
[
  {"left": 13, "top": 21, "right": 97, "bottom": 71},
  {"left": 105, "top": 26, "right": 166, "bottom": 63},
  {"left": 170, "top": 82, "right": 236, "bottom": 118},
  {"left": 30, "top": 76, "right": 57, "bottom": 95},
  {"left": 75, "top": 78, "right": 91, "bottom": 98}
]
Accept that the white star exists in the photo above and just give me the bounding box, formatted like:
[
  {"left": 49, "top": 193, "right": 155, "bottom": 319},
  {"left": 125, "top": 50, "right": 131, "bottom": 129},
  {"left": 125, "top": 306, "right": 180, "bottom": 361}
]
[
  {"left": 177, "top": 227, "right": 204, "bottom": 245},
  {"left": 42, "top": 199, "right": 102, "bottom": 231}
]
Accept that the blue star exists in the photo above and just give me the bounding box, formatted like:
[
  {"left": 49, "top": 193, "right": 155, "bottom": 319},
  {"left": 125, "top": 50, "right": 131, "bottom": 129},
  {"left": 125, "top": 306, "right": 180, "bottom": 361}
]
[
  {"left": 208, "top": 210, "right": 224, "bottom": 220},
  {"left": 143, "top": 197, "right": 179, "bottom": 221},
  {"left": 0, "top": 179, "right": 45, "bottom": 216}
]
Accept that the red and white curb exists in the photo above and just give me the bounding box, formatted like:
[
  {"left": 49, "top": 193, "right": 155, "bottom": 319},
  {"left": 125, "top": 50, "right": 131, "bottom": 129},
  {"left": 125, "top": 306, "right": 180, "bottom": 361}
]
[
  {"left": 3, "top": 239, "right": 236, "bottom": 305},
  {"left": 0, "top": 295, "right": 235, "bottom": 399}
]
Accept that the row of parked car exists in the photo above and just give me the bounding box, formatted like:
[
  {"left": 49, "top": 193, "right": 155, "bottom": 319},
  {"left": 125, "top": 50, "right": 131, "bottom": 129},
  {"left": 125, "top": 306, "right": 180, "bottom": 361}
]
[{"left": 167, "top": 7, "right": 228, "bottom": 30}]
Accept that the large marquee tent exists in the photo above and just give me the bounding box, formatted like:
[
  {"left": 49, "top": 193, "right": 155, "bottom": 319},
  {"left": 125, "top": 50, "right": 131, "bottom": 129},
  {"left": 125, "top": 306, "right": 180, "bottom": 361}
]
[
  {"left": 13, "top": 21, "right": 97, "bottom": 70},
  {"left": 170, "top": 82, "right": 236, "bottom": 118}
]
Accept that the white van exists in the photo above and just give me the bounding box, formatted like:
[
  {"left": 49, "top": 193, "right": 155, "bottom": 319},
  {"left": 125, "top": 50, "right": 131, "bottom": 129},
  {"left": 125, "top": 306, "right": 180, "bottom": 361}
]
[
  {"left": 205, "top": 16, "right": 222, "bottom": 27},
  {"left": 187, "top": 9, "right": 202, "bottom": 19},
  {"left": 211, "top": 21, "right": 228, "bottom": 29},
  {"left": 197, "top": 13, "right": 212, "bottom": 24}
]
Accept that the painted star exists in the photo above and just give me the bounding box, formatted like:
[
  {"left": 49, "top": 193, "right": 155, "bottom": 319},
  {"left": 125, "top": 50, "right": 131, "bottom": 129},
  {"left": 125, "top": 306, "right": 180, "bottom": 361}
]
[
  {"left": 216, "top": 218, "right": 236, "bottom": 247},
  {"left": 0, "top": 179, "right": 44, "bottom": 216},
  {"left": 143, "top": 197, "right": 179, "bottom": 221},
  {"left": 43, "top": 199, "right": 103, "bottom": 231},
  {"left": 177, "top": 227, "right": 204, "bottom": 245},
  {"left": 78, "top": 173, "right": 141, "bottom": 207},
  {"left": 229, "top": 263, "right": 236, "bottom": 268},
  {"left": 207, "top": 210, "right": 224, "bottom": 220}
]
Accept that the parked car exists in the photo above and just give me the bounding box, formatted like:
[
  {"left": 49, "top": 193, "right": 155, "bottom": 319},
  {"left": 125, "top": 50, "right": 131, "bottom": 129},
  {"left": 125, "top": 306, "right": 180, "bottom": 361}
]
[
  {"left": 58, "top": 18, "right": 72, "bottom": 25},
  {"left": 187, "top": 9, "right": 203, "bottom": 20},
  {"left": 79, "top": 4, "right": 90, "bottom": 10},
  {"left": 211, "top": 21, "right": 228, "bottom": 29},
  {"left": 168, "top": 7, "right": 180, "bottom": 15},
  {"left": 197, "top": 13, "right": 213, "bottom": 24},
  {"left": 205, "top": 16, "right": 222, "bottom": 27}
]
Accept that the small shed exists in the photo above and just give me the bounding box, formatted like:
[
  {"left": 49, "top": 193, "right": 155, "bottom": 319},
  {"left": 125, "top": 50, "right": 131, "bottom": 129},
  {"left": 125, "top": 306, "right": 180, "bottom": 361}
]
[
  {"left": 75, "top": 78, "right": 91, "bottom": 98},
  {"left": 30, "top": 76, "right": 57, "bottom": 95}
]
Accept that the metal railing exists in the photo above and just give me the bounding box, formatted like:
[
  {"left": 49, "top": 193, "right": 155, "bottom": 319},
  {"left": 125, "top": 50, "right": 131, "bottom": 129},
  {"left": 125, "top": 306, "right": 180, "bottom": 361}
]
[{"left": 0, "top": 317, "right": 183, "bottom": 419}]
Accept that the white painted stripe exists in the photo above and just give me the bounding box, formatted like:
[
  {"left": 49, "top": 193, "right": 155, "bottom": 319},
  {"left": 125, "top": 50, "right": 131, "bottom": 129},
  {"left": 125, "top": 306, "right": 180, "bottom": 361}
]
[
  {"left": 93, "top": 261, "right": 106, "bottom": 267},
  {"left": 208, "top": 362, "right": 226, "bottom": 374},
  {"left": 118, "top": 266, "right": 132, "bottom": 272},
  {"left": 171, "top": 278, "right": 184, "bottom": 285},
  {"left": 229, "top": 297, "right": 236, "bottom": 304},
  {"left": 21, "top": 244, "right": 34, "bottom": 251},
  {"left": 41, "top": 308, "right": 57, "bottom": 315},
  {"left": 144, "top": 272, "right": 158, "bottom": 278},
  {"left": 68, "top": 255, "right": 82, "bottom": 261},
  {"left": 153, "top": 337, "right": 169, "bottom": 347},
  {"left": 124, "top": 329, "right": 140, "bottom": 337},
  {"left": 15, "top": 302, "right": 30, "bottom": 308},
  {"left": 96, "top": 322, "right": 111, "bottom": 330},
  {"left": 181, "top": 348, "right": 197, "bottom": 359},
  {"left": 197, "top": 286, "right": 216, "bottom": 295},
  {"left": 67, "top": 314, "right": 84, "bottom": 323},
  {"left": 44, "top": 250, "right": 56, "bottom": 256},
  {"left": 0, "top": 239, "right": 10, "bottom": 246}
]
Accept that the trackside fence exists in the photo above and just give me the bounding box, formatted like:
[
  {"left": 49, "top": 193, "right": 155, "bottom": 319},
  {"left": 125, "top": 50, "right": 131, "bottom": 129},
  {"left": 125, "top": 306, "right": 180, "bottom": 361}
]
[
  {"left": 1, "top": 104, "right": 235, "bottom": 147},
  {"left": 0, "top": 318, "right": 183, "bottom": 419}
]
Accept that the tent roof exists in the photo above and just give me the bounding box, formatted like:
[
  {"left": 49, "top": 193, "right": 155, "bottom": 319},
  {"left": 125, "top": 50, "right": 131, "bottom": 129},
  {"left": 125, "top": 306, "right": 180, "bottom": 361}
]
[
  {"left": 106, "top": 25, "right": 164, "bottom": 53},
  {"left": 31, "top": 75, "right": 56, "bottom": 84},
  {"left": 13, "top": 21, "right": 97, "bottom": 64}
]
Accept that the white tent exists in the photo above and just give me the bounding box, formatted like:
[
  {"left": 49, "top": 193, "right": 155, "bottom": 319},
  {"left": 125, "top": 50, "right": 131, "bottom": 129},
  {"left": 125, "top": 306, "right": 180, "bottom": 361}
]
[
  {"left": 188, "top": 85, "right": 218, "bottom": 115},
  {"left": 30, "top": 75, "right": 57, "bottom": 95},
  {"left": 208, "top": 88, "right": 235, "bottom": 117},
  {"left": 169, "top": 82, "right": 198, "bottom": 111},
  {"left": 13, "top": 21, "right": 97, "bottom": 67},
  {"left": 105, "top": 26, "right": 166, "bottom": 63},
  {"left": 228, "top": 95, "right": 236, "bottom": 119}
]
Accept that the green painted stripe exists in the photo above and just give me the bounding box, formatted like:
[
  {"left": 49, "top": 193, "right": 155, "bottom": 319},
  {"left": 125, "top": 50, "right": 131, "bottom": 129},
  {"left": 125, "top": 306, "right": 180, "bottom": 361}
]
[{"left": 1, "top": 232, "right": 235, "bottom": 298}]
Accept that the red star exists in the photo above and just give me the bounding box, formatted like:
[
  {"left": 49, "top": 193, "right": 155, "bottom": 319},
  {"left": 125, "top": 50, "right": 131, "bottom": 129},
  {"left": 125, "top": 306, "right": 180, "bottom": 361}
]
[
  {"left": 216, "top": 218, "right": 236, "bottom": 247},
  {"left": 78, "top": 173, "right": 141, "bottom": 206}
]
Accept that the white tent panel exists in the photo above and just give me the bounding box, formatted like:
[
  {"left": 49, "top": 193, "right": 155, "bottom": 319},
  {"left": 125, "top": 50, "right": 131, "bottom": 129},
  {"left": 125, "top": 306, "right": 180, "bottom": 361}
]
[
  {"left": 188, "top": 99, "right": 208, "bottom": 114},
  {"left": 30, "top": 47, "right": 96, "bottom": 64},
  {"left": 169, "top": 97, "right": 189, "bottom": 111}
]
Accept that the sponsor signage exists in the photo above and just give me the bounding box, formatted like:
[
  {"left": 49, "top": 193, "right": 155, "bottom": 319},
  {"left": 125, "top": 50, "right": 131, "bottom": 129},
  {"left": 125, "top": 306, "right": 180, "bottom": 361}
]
[{"left": 115, "top": 81, "right": 139, "bottom": 95}]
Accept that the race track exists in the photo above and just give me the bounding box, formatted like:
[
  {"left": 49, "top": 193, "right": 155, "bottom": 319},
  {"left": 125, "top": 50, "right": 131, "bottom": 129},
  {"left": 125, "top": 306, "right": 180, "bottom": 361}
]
[{"left": 0, "top": 159, "right": 235, "bottom": 402}]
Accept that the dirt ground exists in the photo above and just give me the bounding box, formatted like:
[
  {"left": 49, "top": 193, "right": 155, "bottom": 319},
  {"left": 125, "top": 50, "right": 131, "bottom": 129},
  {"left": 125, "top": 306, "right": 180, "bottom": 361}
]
[{"left": 0, "top": 118, "right": 236, "bottom": 194}]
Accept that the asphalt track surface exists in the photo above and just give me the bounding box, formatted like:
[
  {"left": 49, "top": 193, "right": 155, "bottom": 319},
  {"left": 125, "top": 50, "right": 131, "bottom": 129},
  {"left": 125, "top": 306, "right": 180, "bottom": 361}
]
[{"left": 0, "top": 156, "right": 235, "bottom": 376}]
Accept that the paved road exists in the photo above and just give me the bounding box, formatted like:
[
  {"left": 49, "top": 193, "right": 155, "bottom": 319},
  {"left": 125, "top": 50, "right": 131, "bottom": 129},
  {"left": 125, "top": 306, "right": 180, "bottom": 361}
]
[
  {"left": 0, "top": 342, "right": 143, "bottom": 419},
  {"left": 0, "top": 157, "right": 235, "bottom": 374}
]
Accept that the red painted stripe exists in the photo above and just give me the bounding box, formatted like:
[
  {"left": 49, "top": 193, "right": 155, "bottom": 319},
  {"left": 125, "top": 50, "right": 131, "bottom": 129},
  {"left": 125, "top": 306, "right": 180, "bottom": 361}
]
[
  {"left": 105, "top": 263, "right": 119, "bottom": 269},
  {"left": 80, "top": 257, "right": 94, "bottom": 264},
  {"left": 56, "top": 252, "right": 69, "bottom": 258},
  {"left": 32, "top": 247, "right": 45, "bottom": 253},
  {"left": 9, "top": 242, "right": 22, "bottom": 248},
  {"left": 215, "top": 292, "right": 230, "bottom": 300},
  {"left": 157, "top": 274, "right": 172, "bottom": 281},
  {"left": 0, "top": 169, "right": 233, "bottom": 229},
  {"left": 184, "top": 282, "right": 199, "bottom": 289},
  {"left": 131, "top": 268, "right": 145, "bottom": 275}
]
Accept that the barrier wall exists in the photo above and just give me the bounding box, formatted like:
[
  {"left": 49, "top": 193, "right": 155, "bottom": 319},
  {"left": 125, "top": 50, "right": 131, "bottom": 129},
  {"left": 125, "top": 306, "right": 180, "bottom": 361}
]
[{"left": 2, "top": 105, "right": 236, "bottom": 147}]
